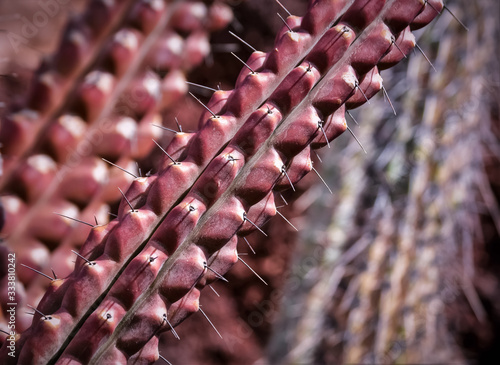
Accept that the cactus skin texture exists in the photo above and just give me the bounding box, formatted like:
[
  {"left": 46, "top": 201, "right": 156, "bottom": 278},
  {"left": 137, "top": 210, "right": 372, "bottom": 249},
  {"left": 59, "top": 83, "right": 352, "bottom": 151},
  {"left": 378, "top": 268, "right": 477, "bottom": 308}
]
[{"left": 0, "top": 0, "right": 443, "bottom": 364}]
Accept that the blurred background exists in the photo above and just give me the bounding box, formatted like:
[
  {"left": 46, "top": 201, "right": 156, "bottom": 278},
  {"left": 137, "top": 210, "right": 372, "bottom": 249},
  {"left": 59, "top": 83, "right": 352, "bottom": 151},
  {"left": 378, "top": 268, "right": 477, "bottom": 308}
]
[{"left": 1, "top": 0, "right": 499, "bottom": 364}]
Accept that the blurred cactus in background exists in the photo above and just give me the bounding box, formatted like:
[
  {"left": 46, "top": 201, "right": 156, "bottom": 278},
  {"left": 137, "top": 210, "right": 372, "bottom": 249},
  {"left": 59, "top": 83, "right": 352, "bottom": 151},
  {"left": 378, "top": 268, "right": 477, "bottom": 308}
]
[{"left": 0, "top": 0, "right": 499, "bottom": 364}]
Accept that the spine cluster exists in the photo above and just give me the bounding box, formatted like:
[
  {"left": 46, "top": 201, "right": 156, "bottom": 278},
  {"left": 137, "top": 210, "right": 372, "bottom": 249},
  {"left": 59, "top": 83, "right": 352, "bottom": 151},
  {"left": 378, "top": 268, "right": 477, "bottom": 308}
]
[{"left": 0, "top": 0, "right": 444, "bottom": 363}]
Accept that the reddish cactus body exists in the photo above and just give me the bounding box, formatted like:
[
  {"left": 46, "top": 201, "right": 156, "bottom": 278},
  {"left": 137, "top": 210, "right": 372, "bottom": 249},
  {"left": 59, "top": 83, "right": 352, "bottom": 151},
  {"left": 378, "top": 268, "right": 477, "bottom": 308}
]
[{"left": 0, "top": 0, "right": 443, "bottom": 363}]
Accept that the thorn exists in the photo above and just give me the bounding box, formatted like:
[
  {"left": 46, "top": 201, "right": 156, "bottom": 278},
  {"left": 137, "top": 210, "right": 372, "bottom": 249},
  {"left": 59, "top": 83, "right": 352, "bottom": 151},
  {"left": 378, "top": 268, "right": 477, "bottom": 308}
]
[
  {"left": 279, "top": 193, "right": 289, "bottom": 206},
  {"left": 92, "top": 215, "right": 97, "bottom": 225},
  {"left": 276, "top": 209, "right": 298, "bottom": 231},
  {"left": 51, "top": 268, "right": 58, "bottom": 280},
  {"left": 159, "top": 355, "right": 173, "bottom": 365},
  {"left": 186, "top": 81, "right": 217, "bottom": 92},
  {"left": 20, "top": 264, "right": 54, "bottom": 281},
  {"left": 227, "top": 154, "right": 240, "bottom": 163},
  {"left": 149, "top": 256, "right": 158, "bottom": 263},
  {"left": 0, "top": 329, "right": 9, "bottom": 336},
  {"left": 354, "top": 81, "right": 370, "bottom": 104},
  {"left": 281, "top": 166, "right": 296, "bottom": 192},
  {"left": 346, "top": 110, "right": 359, "bottom": 125},
  {"left": 243, "top": 237, "right": 256, "bottom": 254},
  {"left": 277, "top": 13, "right": 293, "bottom": 32},
  {"left": 318, "top": 121, "right": 331, "bottom": 148},
  {"left": 199, "top": 306, "right": 223, "bottom": 339},
  {"left": 243, "top": 213, "right": 268, "bottom": 237},
  {"left": 26, "top": 304, "right": 51, "bottom": 320},
  {"left": 54, "top": 212, "right": 95, "bottom": 228},
  {"left": 162, "top": 314, "right": 180, "bottom": 340},
  {"left": 415, "top": 43, "right": 437, "bottom": 72},
  {"left": 346, "top": 124, "right": 367, "bottom": 154},
  {"left": 136, "top": 162, "right": 142, "bottom": 178},
  {"left": 381, "top": 86, "right": 397, "bottom": 115},
  {"left": 118, "top": 187, "right": 136, "bottom": 212},
  {"left": 151, "top": 123, "right": 179, "bottom": 134},
  {"left": 229, "top": 31, "right": 257, "bottom": 52},
  {"left": 102, "top": 158, "right": 138, "bottom": 178},
  {"left": 425, "top": 0, "right": 441, "bottom": 15},
  {"left": 108, "top": 212, "right": 118, "bottom": 218},
  {"left": 71, "top": 250, "right": 94, "bottom": 266},
  {"left": 443, "top": 5, "right": 468, "bottom": 31},
  {"left": 231, "top": 52, "right": 255, "bottom": 73},
  {"left": 175, "top": 118, "right": 183, "bottom": 133},
  {"left": 391, "top": 37, "right": 407, "bottom": 58},
  {"left": 152, "top": 139, "right": 180, "bottom": 165},
  {"left": 238, "top": 256, "right": 268, "bottom": 285},
  {"left": 275, "top": 0, "right": 292, "bottom": 17},
  {"left": 189, "top": 92, "right": 218, "bottom": 118},
  {"left": 313, "top": 150, "right": 323, "bottom": 163},
  {"left": 204, "top": 262, "right": 229, "bottom": 282},
  {"left": 312, "top": 166, "right": 333, "bottom": 194},
  {"left": 208, "top": 284, "right": 220, "bottom": 297}
]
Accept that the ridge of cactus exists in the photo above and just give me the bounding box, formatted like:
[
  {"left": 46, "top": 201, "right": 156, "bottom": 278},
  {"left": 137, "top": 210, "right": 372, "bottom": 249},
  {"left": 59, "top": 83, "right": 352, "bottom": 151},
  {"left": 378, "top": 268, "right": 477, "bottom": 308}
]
[{"left": 0, "top": 0, "right": 447, "bottom": 364}]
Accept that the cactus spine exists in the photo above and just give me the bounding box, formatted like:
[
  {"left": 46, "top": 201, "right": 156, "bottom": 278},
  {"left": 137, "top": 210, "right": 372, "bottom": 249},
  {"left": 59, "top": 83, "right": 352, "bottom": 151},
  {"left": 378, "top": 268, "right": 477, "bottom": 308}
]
[{"left": 0, "top": 0, "right": 444, "bottom": 363}]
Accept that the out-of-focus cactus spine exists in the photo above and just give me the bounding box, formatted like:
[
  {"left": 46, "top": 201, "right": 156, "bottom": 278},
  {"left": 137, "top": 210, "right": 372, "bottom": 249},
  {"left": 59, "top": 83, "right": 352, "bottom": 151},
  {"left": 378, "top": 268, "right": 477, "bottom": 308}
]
[{"left": 0, "top": 0, "right": 444, "bottom": 364}]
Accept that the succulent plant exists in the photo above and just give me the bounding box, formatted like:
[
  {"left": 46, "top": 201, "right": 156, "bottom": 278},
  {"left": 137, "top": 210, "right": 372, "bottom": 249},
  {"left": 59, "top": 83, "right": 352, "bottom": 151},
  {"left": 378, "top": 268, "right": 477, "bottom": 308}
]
[{"left": 0, "top": 0, "right": 469, "bottom": 363}]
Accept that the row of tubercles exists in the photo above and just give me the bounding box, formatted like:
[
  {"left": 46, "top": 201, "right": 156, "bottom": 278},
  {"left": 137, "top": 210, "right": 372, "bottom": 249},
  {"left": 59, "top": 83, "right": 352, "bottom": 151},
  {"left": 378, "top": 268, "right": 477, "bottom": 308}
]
[{"left": 8, "top": 0, "right": 443, "bottom": 363}]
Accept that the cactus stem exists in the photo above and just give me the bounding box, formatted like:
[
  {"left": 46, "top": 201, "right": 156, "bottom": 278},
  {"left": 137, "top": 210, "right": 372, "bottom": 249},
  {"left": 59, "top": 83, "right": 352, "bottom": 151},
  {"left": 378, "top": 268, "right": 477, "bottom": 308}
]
[
  {"left": 237, "top": 256, "right": 268, "bottom": 286},
  {"left": 346, "top": 124, "right": 367, "bottom": 154},
  {"left": 204, "top": 262, "right": 229, "bottom": 283},
  {"left": 275, "top": 0, "right": 292, "bottom": 17},
  {"left": 118, "top": 187, "right": 137, "bottom": 212},
  {"left": 443, "top": 5, "right": 469, "bottom": 31},
  {"left": 415, "top": 43, "right": 437, "bottom": 72},
  {"left": 229, "top": 31, "right": 257, "bottom": 52},
  {"left": 277, "top": 13, "right": 293, "bottom": 33},
  {"left": 189, "top": 92, "right": 218, "bottom": 118},
  {"left": 381, "top": 85, "right": 397, "bottom": 115},
  {"left": 162, "top": 314, "right": 180, "bottom": 340},
  {"left": 26, "top": 304, "right": 51, "bottom": 321},
  {"left": 54, "top": 212, "right": 95, "bottom": 228},
  {"left": 152, "top": 139, "right": 180, "bottom": 165},
  {"left": 281, "top": 166, "right": 296, "bottom": 192},
  {"left": 20, "top": 264, "right": 55, "bottom": 281},
  {"left": 231, "top": 52, "right": 256, "bottom": 74},
  {"left": 159, "top": 354, "right": 173, "bottom": 365},
  {"left": 243, "top": 237, "right": 256, "bottom": 255},
  {"left": 102, "top": 158, "right": 138, "bottom": 179},
  {"left": 199, "top": 306, "right": 223, "bottom": 339},
  {"left": 208, "top": 285, "right": 220, "bottom": 297},
  {"left": 71, "top": 250, "right": 95, "bottom": 266},
  {"left": 311, "top": 166, "right": 333, "bottom": 195},
  {"left": 276, "top": 209, "right": 298, "bottom": 232}
]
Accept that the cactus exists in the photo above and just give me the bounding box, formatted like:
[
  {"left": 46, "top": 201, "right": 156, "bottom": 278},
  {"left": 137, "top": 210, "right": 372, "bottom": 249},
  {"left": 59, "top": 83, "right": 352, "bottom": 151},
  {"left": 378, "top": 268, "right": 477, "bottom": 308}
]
[{"left": 0, "top": 0, "right": 453, "bottom": 363}]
